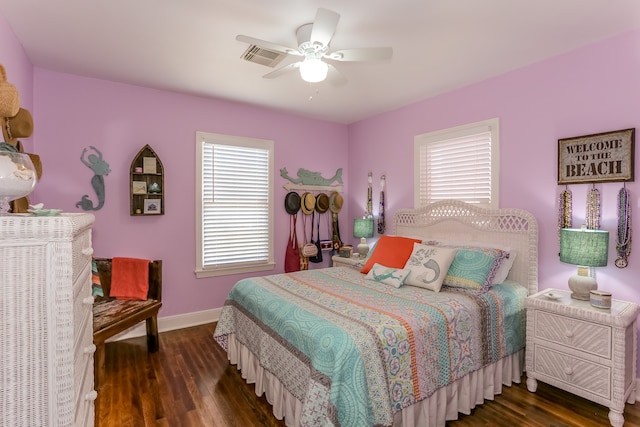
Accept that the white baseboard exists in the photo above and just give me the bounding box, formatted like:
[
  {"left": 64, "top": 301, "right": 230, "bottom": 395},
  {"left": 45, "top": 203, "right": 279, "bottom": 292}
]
[{"left": 105, "top": 307, "right": 222, "bottom": 343}]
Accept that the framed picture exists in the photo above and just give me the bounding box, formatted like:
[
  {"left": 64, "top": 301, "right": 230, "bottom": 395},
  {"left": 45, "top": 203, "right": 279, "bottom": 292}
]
[
  {"left": 132, "top": 181, "right": 147, "bottom": 194},
  {"left": 558, "top": 128, "right": 635, "bottom": 184},
  {"left": 143, "top": 156, "right": 157, "bottom": 174},
  {"left": 143, "top": 198, "right": 161, "bottom": 214}
]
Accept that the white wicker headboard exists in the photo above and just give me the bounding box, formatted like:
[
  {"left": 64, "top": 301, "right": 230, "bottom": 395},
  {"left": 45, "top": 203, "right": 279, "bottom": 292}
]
[{"left": 393, "top": 200, "right": 539, "bottom": 295}]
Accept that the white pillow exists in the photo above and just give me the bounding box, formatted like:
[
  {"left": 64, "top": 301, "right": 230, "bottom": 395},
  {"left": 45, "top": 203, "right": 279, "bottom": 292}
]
[
  {"left": 403, "top": 243, "right": 457, "bottom": 292},
  {"left": 365, "top": 263, "right": 411, "bottom": 288},
  {"left": 491, "top": 250, "right": 517, "bottom": 284}
]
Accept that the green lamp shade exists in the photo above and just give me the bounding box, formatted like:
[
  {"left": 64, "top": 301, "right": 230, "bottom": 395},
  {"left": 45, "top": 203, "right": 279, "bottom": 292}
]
[
  {"left": 353, "top": 218, "right": 374, "bottom": 239},
  {"left": 560, "top": 228, "right": 609, "bottom": 267}
]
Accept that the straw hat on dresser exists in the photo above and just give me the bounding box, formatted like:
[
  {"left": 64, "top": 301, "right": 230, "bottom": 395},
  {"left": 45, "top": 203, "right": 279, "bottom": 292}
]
[
  {"left": 2, "top": 108, "right": 33, "bottom": 143},
  {"left": 0, "top": 64, "right": 20, "bottom": 118}
]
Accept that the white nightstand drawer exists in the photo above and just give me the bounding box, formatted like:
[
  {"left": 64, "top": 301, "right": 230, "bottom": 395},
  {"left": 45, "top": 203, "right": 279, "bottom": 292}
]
[
  {"left": 533, "top": 344, "right": 611, "bottom": 399},
  {"left": 534, "top": 311, "right": 612, "bottom": 359}
]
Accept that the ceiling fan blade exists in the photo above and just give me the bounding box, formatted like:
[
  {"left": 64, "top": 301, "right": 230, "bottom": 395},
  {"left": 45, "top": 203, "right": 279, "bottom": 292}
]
[
  {"left": 262, "top": 62, "right": 301, "bottom": 79},
  {"left": 327, "top": 47, "right": 393, "bottom": 62},
  {"left": 236, "top": 34, "right": 300, "bottom": 56},
  {"left": 310, "top": 8, "right": 340, "bottom": 46},
  {"left": 326, "top": 63, "right": 347, "bottom": 86}
]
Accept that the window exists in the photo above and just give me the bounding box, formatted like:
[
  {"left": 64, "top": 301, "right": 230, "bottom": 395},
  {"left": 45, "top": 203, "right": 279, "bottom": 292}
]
[
  {"left": 196, "top": 131, "right": 275, "bottom": 278},
  {"left": 414, "top": 118, "right": 499, "bottom": 208}
]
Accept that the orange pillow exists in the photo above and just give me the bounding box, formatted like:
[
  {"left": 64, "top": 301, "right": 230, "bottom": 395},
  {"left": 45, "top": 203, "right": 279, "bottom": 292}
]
[{"left": 360, "top": 235, "right": 422, "bottom": 274}]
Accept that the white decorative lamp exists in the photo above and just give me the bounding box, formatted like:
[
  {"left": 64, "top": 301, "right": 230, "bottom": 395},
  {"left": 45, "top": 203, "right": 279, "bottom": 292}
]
[
  {"left": 560, "top": 226, "right": 609, "bottom": 300},
  {"left": 353, "top": 218, "right": 374, "bottom": 258}
]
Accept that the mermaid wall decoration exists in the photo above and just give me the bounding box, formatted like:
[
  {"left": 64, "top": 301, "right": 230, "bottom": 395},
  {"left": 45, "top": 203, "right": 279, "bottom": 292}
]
[{"left": 76, "top": 145, "right": 110, "bottom": 211}]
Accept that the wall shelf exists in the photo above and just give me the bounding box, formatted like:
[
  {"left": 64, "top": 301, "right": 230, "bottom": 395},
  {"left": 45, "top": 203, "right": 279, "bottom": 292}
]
[{"left": 130, "top": 144, "right": 164, "bottom": 216}]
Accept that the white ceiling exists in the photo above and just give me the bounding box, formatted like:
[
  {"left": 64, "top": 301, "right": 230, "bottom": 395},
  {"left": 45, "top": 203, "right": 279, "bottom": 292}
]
[{"left": 1, "top": 1, "right": 639, "bottom": 124}]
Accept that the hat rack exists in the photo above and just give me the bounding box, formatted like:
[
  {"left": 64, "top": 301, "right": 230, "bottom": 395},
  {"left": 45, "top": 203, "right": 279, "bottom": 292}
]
[{"left": 283, "top": 182, "right": 343, "bottom": 193}]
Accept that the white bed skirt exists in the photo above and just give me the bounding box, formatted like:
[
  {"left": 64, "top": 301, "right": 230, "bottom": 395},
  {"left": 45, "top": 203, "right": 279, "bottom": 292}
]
[{"left": 225, "top": 334, "right": 525, "bottom": 427}]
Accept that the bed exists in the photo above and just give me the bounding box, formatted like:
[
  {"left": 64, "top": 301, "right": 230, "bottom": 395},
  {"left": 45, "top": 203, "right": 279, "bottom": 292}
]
[{"left": 213, "top": 200, "right": 538, "bottom": 426}]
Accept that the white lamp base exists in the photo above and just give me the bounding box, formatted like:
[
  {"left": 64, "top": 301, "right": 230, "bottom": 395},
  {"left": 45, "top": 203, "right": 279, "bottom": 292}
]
[
  {"left": 357, "top": 237, "right": 369, "bottom": 258},
  {"left": 568, "top": 272, "right": 597, "bottom": 300}
]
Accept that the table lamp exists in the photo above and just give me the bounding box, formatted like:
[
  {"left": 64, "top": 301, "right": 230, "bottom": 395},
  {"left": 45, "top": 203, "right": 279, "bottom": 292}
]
[
  {"left": 353, "top": 218, "right": 374, "bottom": 258},
  {"left": 560, "top": 226, "right": 609, "bottom": 300}
]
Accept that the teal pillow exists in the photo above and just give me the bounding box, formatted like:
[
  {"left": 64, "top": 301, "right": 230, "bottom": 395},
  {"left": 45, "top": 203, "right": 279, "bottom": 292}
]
[{"left": 443, "top": 247, "right": 507, "bottom": 291}]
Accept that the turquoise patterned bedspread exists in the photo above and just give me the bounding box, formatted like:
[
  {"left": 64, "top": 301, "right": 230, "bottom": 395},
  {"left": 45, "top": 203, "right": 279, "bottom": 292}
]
[{"left": 213, "top": 267, "right": 527, "bottom": 427}]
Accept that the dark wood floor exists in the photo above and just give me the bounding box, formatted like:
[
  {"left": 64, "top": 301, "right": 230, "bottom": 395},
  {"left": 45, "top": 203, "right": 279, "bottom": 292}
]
[{"left": 95, "top": 323, "right": 640, "bottom": 426}]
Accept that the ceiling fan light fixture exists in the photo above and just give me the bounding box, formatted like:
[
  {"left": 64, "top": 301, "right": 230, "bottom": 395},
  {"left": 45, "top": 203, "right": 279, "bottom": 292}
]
[{"left": 299, "top": 57, "right": 328, "bottom": 83}]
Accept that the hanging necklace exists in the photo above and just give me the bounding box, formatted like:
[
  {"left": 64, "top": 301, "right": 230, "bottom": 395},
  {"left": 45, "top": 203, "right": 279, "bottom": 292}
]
[
  {"left": 558, "top": 186, "right": 572, "bottom": 241},
  {"left": 366, "top": 172, "right": 373, "bottom": 218},
  {"left": 615, "top": 185, "right": 632, "bottom": 268},
  {"left": 586, "top": 185, "right": 600, "bottom": 230},
  {"left": 378, "top": 175, "right": 386, "bottom": 235}
]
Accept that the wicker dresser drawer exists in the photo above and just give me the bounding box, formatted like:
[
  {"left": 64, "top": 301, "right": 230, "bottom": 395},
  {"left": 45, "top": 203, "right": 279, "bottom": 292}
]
[
  {"left": 74, "top": 308, "right": 95, "bottom": 402},
  {"left": 532, "top": 344, "right": 611, "bottom": 399},
  {"left": 534, "top": 311, "right": 611, "bottom": 359},
  {"left": 72, "top": 228, "right": 94, "bottom": 285},
  {"left": 75, "top": 348, "right": 97, "bottom": 425}
]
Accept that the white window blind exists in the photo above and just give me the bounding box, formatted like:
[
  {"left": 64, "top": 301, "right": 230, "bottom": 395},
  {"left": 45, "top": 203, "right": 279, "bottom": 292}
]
[
  {"left": 196, "top": 132, "right": 274, "bottom": 278},
  {"left": 414, "top": 118, "right": 499, "bottom": 208}
]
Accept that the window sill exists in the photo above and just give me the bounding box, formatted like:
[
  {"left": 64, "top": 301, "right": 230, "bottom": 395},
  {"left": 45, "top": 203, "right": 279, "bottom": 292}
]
[{"left": 195, "top": 262, "right": 275, "bottom": 278}]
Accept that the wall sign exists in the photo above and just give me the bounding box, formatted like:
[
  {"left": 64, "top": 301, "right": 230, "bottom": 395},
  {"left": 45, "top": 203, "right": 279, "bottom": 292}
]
[{"left": 558, "top": 128, "right": 635, "bottom": 184}]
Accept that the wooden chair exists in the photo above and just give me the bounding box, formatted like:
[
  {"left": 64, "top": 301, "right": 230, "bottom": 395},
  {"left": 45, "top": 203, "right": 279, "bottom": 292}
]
[{"left": 92, "top": 258, "right": 162, "bottom": 388}]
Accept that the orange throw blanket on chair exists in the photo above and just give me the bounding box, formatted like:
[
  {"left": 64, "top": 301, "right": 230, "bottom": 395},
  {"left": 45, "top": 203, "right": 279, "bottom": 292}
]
[{"left": 110, "top": 257, "right": 150, "bottom": 300}]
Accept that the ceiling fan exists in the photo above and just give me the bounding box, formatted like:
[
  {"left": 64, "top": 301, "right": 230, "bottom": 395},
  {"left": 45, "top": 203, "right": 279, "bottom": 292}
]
[{"left": 236, "top": 8, "right": 393, "bottom": 85}]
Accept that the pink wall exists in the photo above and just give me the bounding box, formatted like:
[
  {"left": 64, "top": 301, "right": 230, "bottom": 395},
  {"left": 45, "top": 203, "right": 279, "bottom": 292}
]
[
  {"left": 347, "top": 29, "right": 640, "bottom": 367},
  {"left": 3, "top": 12, "right": 640, "bottom": 368},
  {"left": 348, "top": 29, "right": 640, "bottom": 301},
  {"left": 0, "top": 12, "right": 34, "bottom": 145},
  {"left": 29, "top": 70, "right": 348, "bottom": 316}
]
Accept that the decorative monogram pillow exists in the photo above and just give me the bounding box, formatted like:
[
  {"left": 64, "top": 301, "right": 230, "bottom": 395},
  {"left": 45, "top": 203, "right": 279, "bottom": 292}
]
[
  {"left": 403, "top": 243, "right": 457, "bottom": 292},
  {"left": 365, "top": 263, "right": 411, "bottom": 288}
]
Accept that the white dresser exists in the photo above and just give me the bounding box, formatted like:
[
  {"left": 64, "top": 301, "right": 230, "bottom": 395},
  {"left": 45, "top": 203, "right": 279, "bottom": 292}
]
[
  {"left": 526, "top": 288, "right": 639, "bottom": 427},
  {"left": 0, "top": 213, "right": 96, "bottom": 427}
]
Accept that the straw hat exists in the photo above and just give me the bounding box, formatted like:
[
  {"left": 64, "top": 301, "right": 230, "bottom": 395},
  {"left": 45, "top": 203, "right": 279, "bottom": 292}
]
[
  {"left": 284, "top": 191, "right": 301, "bottom": 215},
  {"left": 0, "top": 65, "right": 20, "bottom": 118},
  {"left": 2, "top": 108, "right": 33, "bottom": 142},
  {"left": 329, "top": 191, "right": 343, "bottom": 213},
  {"left": 301, "top": 192, "right": 316, "bottom": 215},
  {"left": 315, "top": 193, "right": 330, "bottom": 213}
]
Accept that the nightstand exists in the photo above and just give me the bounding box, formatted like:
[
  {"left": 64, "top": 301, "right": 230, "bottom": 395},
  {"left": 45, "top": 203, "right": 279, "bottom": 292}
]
[
  {"left": 331, "top": 255, "right": 365, "bottom": 270},
  {"left": 526, "top": 288, "right": 639, "bottom": 427}
]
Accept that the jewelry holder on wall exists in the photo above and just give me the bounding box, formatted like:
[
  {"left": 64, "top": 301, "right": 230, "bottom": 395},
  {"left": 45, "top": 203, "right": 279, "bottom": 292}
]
[
  {"left": 378, "top": 175, "right": 386, "bottom": 234},
  {"left": 615, "top": 184, "right": 632, "bottom": 268},
  {"left": 366, "top": 172, "right": 373, "bottom": 217},
  {"left": 585, "top": 184, "right": 601, "bottom": 230},
  {"left": 558, "top": 185, "right": 572, "bottom": 243}
]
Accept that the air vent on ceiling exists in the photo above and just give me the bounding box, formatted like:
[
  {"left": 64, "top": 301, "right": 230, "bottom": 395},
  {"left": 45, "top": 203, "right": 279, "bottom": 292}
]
[{"left": 241, "top": 45, "right": 287, "bottom": 68}]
